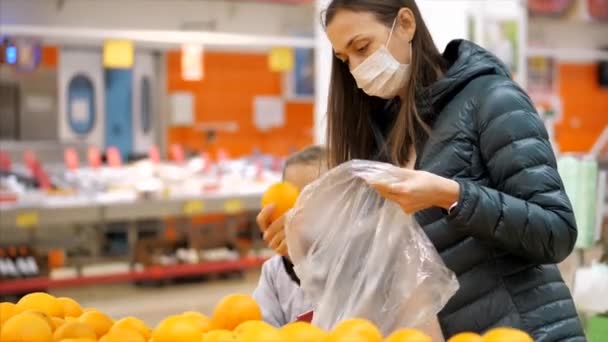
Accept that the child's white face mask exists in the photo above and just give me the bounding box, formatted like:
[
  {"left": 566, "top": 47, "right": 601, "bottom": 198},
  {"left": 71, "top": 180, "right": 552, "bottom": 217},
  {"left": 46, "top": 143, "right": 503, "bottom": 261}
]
[{"left": 351, "top": 18, "right": 412, "bottom": 99}]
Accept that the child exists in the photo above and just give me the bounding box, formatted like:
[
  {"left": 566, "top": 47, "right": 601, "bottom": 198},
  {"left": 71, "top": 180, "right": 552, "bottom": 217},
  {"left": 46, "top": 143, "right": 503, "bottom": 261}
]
[{"left": 253, "top": 145, "right": 327, "bottom": 327}]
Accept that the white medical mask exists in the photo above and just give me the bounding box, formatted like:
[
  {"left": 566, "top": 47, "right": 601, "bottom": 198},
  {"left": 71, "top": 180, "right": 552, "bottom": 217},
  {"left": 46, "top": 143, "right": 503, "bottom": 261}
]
[{"left": 351, "top": 18, "right": 412, "bottom": 99}]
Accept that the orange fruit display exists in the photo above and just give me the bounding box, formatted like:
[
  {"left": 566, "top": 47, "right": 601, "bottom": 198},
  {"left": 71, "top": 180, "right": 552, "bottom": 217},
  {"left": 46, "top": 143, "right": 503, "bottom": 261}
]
[
  {"left": 211, "top": 294, "right": 262, "bottom": 330},
  {"left": 152, "top": 314, "right": 203, "bottom": 342},
  {"left": 448, "top": 332, "right": 483, "bottom": 342},
  {"left": 53, "top": 321, "right": 97, "bottom": 341},
  {"left": 77, "top": 310, "right": 114, "bottom": 338},
  {"left": 281, "top": 321, "right": 328, "bottom": 342},
  {"left": 385, "top": 328, "right": 432, "bottom": 342},
  {"left": 327, "top": 318, "right": 383, "bottom": 342},
  {"left": 110, "top": 316, "right": 151, "bottom": 340},
  {"left": 483, "top": 328, "right": 534, "bottom": 342},
  {"left": 0, "top": 311, "right": 53, "bottom": 342},
  {"left": 261, "top": 182, "right": 300, "bottom": 221},
  {"left": 16, "top": 292, "right": 64, "bottom": 318},
  {"left": 56, "top": 297, "right": 83, "bottom": 318}
]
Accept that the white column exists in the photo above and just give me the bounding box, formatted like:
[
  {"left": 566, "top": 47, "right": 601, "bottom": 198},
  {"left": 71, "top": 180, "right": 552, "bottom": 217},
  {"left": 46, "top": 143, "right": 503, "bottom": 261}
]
[{"left": 313, "top": 0, "right": 332, "bottom": 145}]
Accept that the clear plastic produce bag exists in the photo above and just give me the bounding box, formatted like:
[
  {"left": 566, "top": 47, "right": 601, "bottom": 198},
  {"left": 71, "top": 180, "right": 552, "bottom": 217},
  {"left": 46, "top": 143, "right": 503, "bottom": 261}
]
[{"left": 285, "top": 160, "right": 459, "bottom": 335}]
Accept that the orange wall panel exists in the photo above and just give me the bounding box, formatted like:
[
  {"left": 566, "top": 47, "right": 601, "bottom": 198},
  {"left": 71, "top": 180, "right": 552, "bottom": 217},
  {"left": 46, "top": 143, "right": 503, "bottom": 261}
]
[
  {"left": 555, "top": 63, "right": 608, "bottom": 152},
  {"left": 166, "top": 50, "right": 313, "bottom": 158},
  {"left": 40, "top": 46, "right": 58, "bottom": 68}
]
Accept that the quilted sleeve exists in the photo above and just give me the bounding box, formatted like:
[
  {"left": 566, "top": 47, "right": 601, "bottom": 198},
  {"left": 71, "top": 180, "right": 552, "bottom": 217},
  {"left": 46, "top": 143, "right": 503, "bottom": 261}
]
[{"left": 447, "top": 79, "right": 577, "bottom": 264}]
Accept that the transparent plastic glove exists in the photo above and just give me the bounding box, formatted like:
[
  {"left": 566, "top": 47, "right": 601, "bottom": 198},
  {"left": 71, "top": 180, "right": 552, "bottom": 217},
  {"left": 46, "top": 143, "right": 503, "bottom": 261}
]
[{"left": 285, "top": 160, "right": 459, "bottom": 335}]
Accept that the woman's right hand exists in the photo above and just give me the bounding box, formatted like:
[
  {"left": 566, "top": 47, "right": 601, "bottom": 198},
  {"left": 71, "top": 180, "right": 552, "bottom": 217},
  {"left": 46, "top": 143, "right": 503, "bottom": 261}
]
[{"left": 256, "top": 205, "right": 288, "bottom": 256}]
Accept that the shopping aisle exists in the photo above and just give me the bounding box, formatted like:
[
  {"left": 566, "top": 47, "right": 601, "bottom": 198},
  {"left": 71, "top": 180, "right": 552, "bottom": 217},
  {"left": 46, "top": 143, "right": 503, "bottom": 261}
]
[{"left": 49, "top": 271, "right": 260, "bottom": 326}]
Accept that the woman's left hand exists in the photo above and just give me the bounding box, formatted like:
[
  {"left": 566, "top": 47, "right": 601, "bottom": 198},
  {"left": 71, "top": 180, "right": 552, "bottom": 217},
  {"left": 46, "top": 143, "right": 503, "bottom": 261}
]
[{"left": 369, "top": 169, "right": 460, "bottom": 214}]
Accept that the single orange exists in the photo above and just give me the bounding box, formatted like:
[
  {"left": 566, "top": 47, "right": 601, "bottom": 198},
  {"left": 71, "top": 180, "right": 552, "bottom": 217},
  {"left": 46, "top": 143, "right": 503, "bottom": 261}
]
[
  {"left": 238, "top": 324, "right": 282, "bottom": 342},
  {"left": 448, "top": 332, "right": 483, "bottom": 342},
  {"left": 233, "top": 320, "right": 273, "bottom": 336},
  {"left": 16, "top": 292, "right": 64, "bottom": 318},
  {"left": 327, "top": 318, "right": 383, "bottom": 342},
  {"left": 78, "top": 310, "right": 114, "bottom": 338},
  {"left": 211, "top": 294, "right": 262, "bottom": 330},
  {"left": 152, "top": 314, "right": 203, "bottom": 342},
  {"left": 56, "top": 297, "right": 83, "bottom": 318},
  {"left": 180, "top": 311, "right": 212, "bottom": 333},
  {"left": 111, "top": 316, "right": 151, "bottom": 339},
  {"left": 19, "top": 309, "right": 54, "bottom": 330},
  {"left": 261, "top": 182, "right": 300, "bottom": 221},
  {"left": 281, "top": 321, "right": 328, "bottom": 342},
  {"left": 0, "top": 311, "right": 53, "bottom": 342},
  {"left": 53, "top": 321, "right": 97, "bottom": 341},
  {"left": 483, "top": 328, "right": 533, "bottom": 342}
]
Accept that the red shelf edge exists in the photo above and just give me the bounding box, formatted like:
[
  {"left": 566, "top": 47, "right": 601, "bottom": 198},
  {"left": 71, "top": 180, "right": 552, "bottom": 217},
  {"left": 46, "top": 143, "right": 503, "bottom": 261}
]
[{"left": 0, "top": 257, "right": 266, "bottom": 295}]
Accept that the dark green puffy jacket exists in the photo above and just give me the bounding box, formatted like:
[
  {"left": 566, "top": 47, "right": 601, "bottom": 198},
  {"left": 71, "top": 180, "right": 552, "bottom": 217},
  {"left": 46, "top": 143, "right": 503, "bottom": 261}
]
[{"left": 373, "top": 40, "right": 586, "bottom": 341}]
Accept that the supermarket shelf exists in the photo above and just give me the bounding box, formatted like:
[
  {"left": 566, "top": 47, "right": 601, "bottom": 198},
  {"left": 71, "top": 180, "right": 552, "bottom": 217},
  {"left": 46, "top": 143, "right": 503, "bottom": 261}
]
[
  {"left": 0, "top": 257, "right": 266, "bottom": 295},
  {"left": 0, "top": 193, "right": 262, "bottom": 230}
]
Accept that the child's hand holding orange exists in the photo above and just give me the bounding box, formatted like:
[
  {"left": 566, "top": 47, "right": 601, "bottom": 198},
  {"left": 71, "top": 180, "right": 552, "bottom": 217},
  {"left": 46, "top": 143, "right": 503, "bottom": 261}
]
[
  {"left": 257, "top": 205, "right": 288, "bottom": 256},
  {"left": 257, "top": 182, "right": 300, "bottom": 256}
]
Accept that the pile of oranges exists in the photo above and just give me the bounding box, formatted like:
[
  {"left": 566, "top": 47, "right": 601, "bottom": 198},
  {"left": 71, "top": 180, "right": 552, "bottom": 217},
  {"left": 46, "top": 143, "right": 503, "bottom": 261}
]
[{"left": 0, "top": 292, "right": 533, "bottom": 342}]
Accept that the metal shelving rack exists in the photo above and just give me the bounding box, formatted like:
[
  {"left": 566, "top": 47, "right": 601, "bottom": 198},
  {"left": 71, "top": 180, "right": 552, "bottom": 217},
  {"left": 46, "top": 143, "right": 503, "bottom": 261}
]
[{"left": 0, "top": 193, "right": 265, "bottom": 295}]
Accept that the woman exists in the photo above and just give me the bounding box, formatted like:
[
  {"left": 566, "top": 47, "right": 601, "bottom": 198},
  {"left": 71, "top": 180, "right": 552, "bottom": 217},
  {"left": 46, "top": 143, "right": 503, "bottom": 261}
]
[{"left": 259, "top": 0, "right": 585, "bottom": 340}]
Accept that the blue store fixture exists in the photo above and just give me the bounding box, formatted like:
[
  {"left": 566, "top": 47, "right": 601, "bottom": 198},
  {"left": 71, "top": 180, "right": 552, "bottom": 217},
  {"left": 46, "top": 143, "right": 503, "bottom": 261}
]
[
  {"left": 67, "top": 74, "right": 96, "bottom": 136},
  {"left": 104, "top": 69, "right": 134, "bottom": 158}
]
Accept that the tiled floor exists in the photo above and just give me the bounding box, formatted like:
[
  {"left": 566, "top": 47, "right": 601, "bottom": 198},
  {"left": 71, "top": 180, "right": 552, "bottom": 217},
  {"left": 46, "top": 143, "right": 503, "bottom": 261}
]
[{"left": 49, "top": 271, "right": 260, "bottom": 326}]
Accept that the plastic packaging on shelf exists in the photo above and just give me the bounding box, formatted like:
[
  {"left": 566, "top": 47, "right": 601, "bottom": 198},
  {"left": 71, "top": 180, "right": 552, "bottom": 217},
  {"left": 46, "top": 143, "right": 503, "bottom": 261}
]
[{"left": 285, "top": 160, "right": 459, "bottom": 335}]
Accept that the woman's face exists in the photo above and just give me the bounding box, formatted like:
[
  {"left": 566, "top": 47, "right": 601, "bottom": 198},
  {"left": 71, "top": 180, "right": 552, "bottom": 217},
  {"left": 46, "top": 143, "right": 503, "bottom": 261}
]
[{"left": 325, "top": 9, "right": 415, "bottom": 71}]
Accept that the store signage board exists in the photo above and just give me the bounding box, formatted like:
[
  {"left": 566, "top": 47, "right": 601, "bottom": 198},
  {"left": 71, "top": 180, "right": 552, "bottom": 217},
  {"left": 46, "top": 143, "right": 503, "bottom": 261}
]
[
  {"left": 269, "top": 47, "right": 294, "bottom": 72},
  {"left": 103, "top": 40, "right": 134, "bottom": 69},
  {"left": 181, "top": 44, "right": 204, "bottom": 81}
]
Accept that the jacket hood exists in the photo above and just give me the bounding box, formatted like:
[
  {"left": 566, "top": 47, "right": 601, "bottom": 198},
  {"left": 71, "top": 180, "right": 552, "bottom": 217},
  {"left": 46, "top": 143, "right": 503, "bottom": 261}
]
[{"left": 418, "top": 39, "right": 511, "bottom": 123}]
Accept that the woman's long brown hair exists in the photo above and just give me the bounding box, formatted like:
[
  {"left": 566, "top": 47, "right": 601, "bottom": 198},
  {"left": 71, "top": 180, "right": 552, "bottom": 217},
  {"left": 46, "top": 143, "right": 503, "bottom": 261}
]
[{"left": 324, "top": 0, "right": 445, "bottom": 167}]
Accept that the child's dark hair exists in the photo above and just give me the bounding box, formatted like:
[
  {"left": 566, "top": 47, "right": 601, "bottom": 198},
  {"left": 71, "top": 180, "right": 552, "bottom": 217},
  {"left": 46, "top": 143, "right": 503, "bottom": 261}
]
[{"left": 282, "top": 145, "right": 328, "bottom": 178}]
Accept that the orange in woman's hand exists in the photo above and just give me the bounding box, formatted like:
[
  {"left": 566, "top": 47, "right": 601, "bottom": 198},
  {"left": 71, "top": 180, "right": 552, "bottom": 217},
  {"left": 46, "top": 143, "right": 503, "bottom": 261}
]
[{"left": 261, "top": 182, "right": 300, "bottom": 221}]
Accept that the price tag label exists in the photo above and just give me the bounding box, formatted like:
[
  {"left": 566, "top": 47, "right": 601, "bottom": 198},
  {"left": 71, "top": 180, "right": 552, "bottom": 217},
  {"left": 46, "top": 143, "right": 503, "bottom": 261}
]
[
  {"left": 103, "top": 40, "right": 134, "bottom": 69},
  {"left": 268, "top": 47, "right": 294, "bottom": 72},
  {"left": 183, "top": 200, "right": 205, "bottom": 215},
  {"left": 16, "top": 211, "right": 39, "bottom": 229},
  {"left": 224, "top": 199, "right": 243, "bottom": 214}
]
